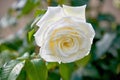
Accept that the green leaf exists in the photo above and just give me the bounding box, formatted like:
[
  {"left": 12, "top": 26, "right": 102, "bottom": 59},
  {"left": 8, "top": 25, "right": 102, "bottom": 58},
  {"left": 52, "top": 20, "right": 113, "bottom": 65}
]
[
  {"left": 47, "top": 0, "right": 58, "bottom": 6},
  {"left": 17, "top": 52, "right": 30, "bottom": 60},
  {"left": 7, "top": 61, "right": 25, "bottom": 80},
  {"left": 75, "top": 54, "right": 91, "bottom": 67},
  {"left": 22, "top": 0, "right": 40, "bottom": 14},
  {"left": 35, "top": 9, "right": 46, "bottom": 17},
  {"left": 59, "top": 63, "right": 74, "bottom": 80},
  {"left": 30, "top": 9, "right": 46, "bottom": 28},
  {"left": 25, "top": 59, "right": 48, "bottom": 80},
  {"left": 0, "top": 38, "right": 23, "bottom": 52},
  {"left": 71, "top": 0, "right": 89, "bottom": 6},
  {"left": 0, "top": 60, "right": 24, "bottom": 80},
  {"left": 58, "top": 0, "right": 65, "bottom": 5},
  {"left": 0, "top": 60, "right": 18, "bottom": 80},
  {"left": 48, "top": 71, "right": 60, "bottom": 80},
  {"left": 27, "top": 28, "right": 35, "bottom": 43},
  {"left": 31, "top": 16, "right": 41, "bottom": 28},
  {"left": 46, "top": 62, "right": 58, "bottom": 70},
  {"left": 16, "top": 69, "right": 27, "bottom": 80},
  {"left": 0, "top": 50, "right": 18, "bottom": 68}
]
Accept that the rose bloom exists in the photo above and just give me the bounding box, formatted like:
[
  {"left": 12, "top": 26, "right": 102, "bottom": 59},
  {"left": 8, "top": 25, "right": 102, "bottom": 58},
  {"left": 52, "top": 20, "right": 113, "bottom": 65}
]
[{"left": 34, "top": 5, "right": 95, "bottom": 63}]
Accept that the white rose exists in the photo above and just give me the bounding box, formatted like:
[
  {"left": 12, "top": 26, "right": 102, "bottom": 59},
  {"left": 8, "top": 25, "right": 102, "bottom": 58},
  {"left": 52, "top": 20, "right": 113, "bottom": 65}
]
[{"left": 34, "top": 5, "right": 95, "bottom": 63}]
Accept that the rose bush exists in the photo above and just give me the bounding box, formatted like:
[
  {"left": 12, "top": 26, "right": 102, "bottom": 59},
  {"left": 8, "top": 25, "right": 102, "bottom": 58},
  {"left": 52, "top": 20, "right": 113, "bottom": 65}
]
[{"left": 34, "top": 5, "right": 95, "bottom": 63}]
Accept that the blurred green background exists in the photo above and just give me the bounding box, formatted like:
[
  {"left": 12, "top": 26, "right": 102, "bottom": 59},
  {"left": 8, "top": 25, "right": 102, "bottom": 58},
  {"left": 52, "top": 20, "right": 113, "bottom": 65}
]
[{"left": 0, "top": 0, "right": 120, "bottom": 80}]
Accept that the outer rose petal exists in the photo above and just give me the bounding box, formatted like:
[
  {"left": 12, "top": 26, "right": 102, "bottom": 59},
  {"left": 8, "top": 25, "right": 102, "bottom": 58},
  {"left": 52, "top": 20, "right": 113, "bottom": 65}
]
[
  {"left": 35, "top": 6, "right": 64, "bottom": 46},
  {"left": 63, "top": 5, "right": 86, "bottom": 22},
  {"left": 36, "top": 6, "right": 64, "bottom": 27}
]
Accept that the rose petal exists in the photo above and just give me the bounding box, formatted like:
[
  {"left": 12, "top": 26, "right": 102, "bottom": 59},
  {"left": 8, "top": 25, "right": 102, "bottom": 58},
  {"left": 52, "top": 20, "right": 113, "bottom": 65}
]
[
  {"left": 35, "top": 6, "right": 65, "bottom": 46},
  {"left": 36, "top": 6, "right": 64, "bottom": 27},
  {"left": 63, "top": 5, "right": 86, "bottom": 22},
  {"left": 40, "top": 39, "right": 61, "bottom": 62},
  {"left": 75, "top": 22, "right": 95, "bottom": 43}
]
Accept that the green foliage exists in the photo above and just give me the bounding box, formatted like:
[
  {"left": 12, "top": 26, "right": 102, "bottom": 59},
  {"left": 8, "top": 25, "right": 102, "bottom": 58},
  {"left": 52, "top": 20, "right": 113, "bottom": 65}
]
[
  {"left": 22, "top": 0, "right": 40, "bottom": 14},
  {"left": 35, "top": 9, "right": 46, "bottom": 17},
  {"left": 7, "top": 61, "right": 25, "bottom": 80},
  {"left": 46, "top": 62, "right": 58, "bottom": 70},
  {"left": 48, "top": 71, "right": 60, "bottom": 80},
  {"left": 27, "top": 28, "right": 36, "bottom": 43},
  {"left": 25, "top": 59, "right": 48, "bottom": 80},
  {"left": 59, "top": 63, "right": 74, "bottom": 80},
  {"left": 0, "top": 51, "right": 18, "bottom": 68},
  {"left": 0, "top": 38, "right": 23, "bottom": 52},
  {"left": 28, "top": 9, "right": 47, "bottom": 42},
  {"left": 75, "top": 54, "right": 91, "bottom": 67},
  {"left": 16, "top": 68, "right": 27, "bottom": 80},
  {"left": 0, "top": 60, "right": 22, "bottom": 80},
  {"left": 0, "top": 58, "right": 48, "bottom": 80},
  {"left": 71, "top": 0, "right": 89, "bottom": 6}
]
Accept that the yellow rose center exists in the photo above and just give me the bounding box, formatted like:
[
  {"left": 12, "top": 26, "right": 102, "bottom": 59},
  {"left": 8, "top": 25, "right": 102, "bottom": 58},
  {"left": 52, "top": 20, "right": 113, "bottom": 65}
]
[
  {"left": 49, "top": 27, "right": 84, "bottom": 56},
  {"left": 61, "top": 38, "right": 73, "bottom": 49},
  {"left": 63, "top": 42, "right": 70, "bottom": 47}
]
